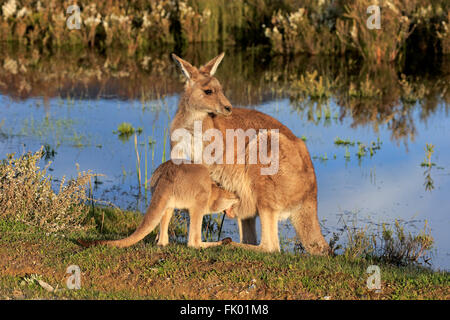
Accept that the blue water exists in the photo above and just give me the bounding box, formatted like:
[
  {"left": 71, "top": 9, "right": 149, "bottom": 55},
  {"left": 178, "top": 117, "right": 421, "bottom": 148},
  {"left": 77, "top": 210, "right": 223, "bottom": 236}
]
[{"left": 1, "top": 94, "right": 449, "bottom": 270}]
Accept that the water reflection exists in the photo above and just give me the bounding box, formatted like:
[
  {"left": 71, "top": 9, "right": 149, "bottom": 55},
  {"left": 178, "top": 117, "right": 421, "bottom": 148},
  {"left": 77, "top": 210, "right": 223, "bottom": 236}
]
[{"left": 1, "top": 45, "right": 449, "bottom": 144}]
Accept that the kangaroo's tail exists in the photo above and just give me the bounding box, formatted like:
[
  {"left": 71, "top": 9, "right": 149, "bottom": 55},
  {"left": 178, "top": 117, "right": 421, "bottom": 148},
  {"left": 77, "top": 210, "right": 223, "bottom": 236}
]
[{"left": 78, "top": 186, "right": 171, "bottom": 248}]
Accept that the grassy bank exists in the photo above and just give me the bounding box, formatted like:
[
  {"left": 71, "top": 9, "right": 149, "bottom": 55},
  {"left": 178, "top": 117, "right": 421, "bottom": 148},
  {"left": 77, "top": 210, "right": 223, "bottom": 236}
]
[
  {"left": 0, "top": 145, "right": 448, "bottom": 300},
  {"left": 1, "top": 217, "right": 448, "bottom": 300}
]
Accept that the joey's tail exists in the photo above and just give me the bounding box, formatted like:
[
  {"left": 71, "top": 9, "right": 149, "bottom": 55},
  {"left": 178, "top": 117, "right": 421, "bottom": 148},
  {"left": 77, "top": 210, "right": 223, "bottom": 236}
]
[{"left": 78, "top": 188, "right": 171, "bottom": 248}]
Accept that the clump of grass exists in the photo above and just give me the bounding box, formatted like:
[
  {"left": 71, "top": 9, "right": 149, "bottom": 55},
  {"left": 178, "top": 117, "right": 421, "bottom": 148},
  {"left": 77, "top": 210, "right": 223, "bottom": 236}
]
[
  {"left": 336, "top": 0, "right": 414, "bottom": 64},
  {"left": 356, "top": 142, "right": 367, "bottom": 159},
  {"left": 113, "top": 122, "right": 136, "bottom": 142},
  {"left": 380, "top": 220, "right": 434, "bottom": 266},
  {"left": 334, "top": 137, "right": 355, "bottom": 147},
  {"left": 265, "top": 3, "right": 338, "bottom": 55},
  {"left": 0, "top": 147, "right": 96, "bottom": 232},
  {"left": 337, "top": 214, "right": 434, "bottom": 267}
]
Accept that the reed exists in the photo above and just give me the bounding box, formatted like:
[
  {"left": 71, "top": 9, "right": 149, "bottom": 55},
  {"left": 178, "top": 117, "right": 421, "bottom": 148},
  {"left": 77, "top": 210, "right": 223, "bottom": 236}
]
[{"left": 134, "top": 133, "right": 142, "bottom": 191}]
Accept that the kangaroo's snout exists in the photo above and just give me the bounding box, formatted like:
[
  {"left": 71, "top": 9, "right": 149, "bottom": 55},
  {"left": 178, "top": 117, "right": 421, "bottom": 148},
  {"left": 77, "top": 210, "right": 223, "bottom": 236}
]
[
  {"left": 220, "top": 105, "right": 232, "bottom": 116},
  {"left": 223, "top": 106, "right": 233, "bottom": 116}
]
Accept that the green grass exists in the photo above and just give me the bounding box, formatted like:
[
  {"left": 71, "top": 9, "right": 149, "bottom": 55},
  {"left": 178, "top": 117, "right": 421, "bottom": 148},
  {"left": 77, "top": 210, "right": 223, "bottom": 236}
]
[
  {"left": 113, "top": 122, "right": 136, "bottom": 143},
  {"left": 0, "top": 212, "right": 448, "bottom": 300}
]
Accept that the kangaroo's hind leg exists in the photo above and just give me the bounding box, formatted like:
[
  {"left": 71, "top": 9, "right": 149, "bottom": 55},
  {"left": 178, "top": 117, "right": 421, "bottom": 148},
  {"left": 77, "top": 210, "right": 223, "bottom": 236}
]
[
  {"left": 230, "top": 209, "right": 280, "bottom": 252},
  {"left": 238, "top": 217, "right": 258, "bottom": 245}
]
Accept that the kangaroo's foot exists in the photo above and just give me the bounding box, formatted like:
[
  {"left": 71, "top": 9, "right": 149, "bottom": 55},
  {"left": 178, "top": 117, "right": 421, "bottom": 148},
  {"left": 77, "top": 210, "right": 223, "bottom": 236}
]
[
  {"left": 228, "top": 241, "right": 280, "bottom": 253},
  {"left": 188, "top": 241, "right": 227, "bottom": 249}
]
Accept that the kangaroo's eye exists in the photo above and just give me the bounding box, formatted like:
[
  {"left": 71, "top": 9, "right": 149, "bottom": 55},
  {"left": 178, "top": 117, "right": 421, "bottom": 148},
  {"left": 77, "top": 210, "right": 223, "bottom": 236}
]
[{"left": 204, "top": 89, "right": 213, "bottom": 95}]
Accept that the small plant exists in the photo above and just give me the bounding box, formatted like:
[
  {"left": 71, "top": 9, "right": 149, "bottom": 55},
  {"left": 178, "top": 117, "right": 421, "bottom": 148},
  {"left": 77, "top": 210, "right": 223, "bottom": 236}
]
[
  {"left": 421, "top": 143, "right": 436, "bottom": 168},
  {"left": 334, "top": 137, "right": 355, "bottom": 147},
  {"left": 113, "top": 122, "right": 136, "bottom": 142},
  {"left": 356, "top": 142, "right": 367, "bottom": 159}
]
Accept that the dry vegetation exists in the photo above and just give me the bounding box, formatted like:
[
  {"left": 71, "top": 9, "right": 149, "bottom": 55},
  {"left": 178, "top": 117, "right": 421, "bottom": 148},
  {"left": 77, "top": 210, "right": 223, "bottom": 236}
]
[{"left": 0, "top": 147, "right": 95, "bottom": 232}]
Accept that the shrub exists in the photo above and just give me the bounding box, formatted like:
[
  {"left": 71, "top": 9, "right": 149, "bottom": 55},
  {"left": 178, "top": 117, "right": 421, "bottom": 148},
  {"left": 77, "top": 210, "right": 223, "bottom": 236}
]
[{"left": 0, "top": 147, "right": 95, "bottom": 232}]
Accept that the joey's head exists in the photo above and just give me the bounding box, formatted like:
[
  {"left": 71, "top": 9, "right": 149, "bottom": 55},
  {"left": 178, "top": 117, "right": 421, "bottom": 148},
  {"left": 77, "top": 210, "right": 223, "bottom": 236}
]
[
  {"left": 171, "top": 53, "right": 232, "bottom": 117},
  {"left": 209, "top": 184, "right": 239, "bottom": 213}
]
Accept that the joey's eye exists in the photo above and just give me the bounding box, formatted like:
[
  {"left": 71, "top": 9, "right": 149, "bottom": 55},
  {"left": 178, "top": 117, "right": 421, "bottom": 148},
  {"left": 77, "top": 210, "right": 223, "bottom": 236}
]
[{"left": 204, "top": 89, "right": 213, "bottom": 95}]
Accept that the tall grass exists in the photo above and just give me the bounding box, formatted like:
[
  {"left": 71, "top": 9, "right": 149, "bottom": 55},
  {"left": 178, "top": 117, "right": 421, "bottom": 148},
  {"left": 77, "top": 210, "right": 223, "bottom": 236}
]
[
  {"left": 0, "top": 0, "right": 448, "bottom": 61},
  {"left": 332, "top": 214, "right": 435, "bottom": 267}
]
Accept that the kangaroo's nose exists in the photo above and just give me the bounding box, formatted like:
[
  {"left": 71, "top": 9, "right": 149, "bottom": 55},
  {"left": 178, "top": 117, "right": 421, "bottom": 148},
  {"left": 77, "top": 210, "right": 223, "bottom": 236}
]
[{"left": 224, "top": 106, "right": 232, "bottom": 113}]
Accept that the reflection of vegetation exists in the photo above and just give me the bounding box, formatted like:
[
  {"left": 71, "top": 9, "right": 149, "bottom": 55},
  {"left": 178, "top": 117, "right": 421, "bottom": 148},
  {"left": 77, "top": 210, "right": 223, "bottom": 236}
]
[
  {"left": 421, "top": 144, "right": 437, "bottom": 192},
  {"left": 288, "top": 60, "right": 449, "bottom": 144},
  {"left": 0, "top": 41, "right": 449, "bottom": 144},
  {"left": 423, "top": 170, "right": 435, "bottom": 192}
]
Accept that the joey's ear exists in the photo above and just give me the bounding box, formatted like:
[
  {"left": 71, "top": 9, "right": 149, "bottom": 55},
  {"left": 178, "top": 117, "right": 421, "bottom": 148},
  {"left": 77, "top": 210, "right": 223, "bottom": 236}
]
[
  {"left": 171, "top": 53, "right": 198, "bottom": 80},
  {"left": 199, "top": 52, "right": 225, "bottom": 76}
]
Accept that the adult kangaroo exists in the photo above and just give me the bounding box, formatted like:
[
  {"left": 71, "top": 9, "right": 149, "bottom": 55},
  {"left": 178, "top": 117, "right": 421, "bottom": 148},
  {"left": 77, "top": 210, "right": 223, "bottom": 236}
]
[{"left": 170, "top": 52, "right": 330, "bottom": 255}]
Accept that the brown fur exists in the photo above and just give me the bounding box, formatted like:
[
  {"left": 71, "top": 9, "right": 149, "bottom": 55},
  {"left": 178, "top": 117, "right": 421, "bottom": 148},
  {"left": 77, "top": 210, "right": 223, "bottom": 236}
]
[
  {"left": 78, "top": 160, "right": 238, "bottom": 249},
  {"left": 170, "top": 53, "right": 330, "bottom": 254}
]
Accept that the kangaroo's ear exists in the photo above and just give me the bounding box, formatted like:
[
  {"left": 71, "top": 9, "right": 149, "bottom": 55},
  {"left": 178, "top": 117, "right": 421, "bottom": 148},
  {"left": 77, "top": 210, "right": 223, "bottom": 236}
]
[
  {"left": 171, "top": 53, "right": 198, "bottom": 80},
  {"left": 199, "top": 52, "right": 225, "bottom": 76}
]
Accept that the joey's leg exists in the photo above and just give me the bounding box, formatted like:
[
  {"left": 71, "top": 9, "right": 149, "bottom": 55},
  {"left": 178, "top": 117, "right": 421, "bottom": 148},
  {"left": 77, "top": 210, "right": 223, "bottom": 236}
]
[
  {"left": 157, "top": 208, "right": 174, "bottom": 246},
  {"left": 188, "top": 208, "right": 228, "bottom": 249}
]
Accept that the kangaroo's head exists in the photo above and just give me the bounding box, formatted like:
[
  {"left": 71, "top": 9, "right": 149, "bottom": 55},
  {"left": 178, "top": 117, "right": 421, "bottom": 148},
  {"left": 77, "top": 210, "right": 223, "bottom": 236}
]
[
  {"left": 171, "top": 53, "right": 232, "bottom": 117},
  {"left": 209, "top": 183, "right": 239, "bottom": 213}
]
